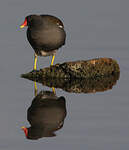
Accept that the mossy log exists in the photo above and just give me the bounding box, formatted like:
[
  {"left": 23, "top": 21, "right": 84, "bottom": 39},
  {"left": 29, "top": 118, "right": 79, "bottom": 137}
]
[{"left": 22, "top": 58, "right": 120, "bottom": 80}]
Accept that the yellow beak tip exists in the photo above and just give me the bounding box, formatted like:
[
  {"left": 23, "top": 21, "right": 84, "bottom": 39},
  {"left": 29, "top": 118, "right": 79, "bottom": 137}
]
[
  {"left": 21, "top": 126, "right": 25, "bottom": 129},
  {"left": 20, "top": 25, "right": 24, "bottom": 29}
]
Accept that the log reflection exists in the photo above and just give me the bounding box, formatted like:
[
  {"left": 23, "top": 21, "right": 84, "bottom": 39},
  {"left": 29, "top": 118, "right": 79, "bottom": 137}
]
[{"left": 31, "top": 73, "right": 120, "bottom": 94}]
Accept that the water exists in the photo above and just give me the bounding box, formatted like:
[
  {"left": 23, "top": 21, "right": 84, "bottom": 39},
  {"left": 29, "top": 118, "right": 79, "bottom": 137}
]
[{"left": 0, "top": 0, "right": 129, "bottom": 149}]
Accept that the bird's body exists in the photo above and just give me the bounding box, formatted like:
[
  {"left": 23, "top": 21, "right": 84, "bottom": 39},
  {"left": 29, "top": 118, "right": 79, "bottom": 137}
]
[
  {"left": 27, "top": 15, "right": 66, "bottom": 56},
  {"left": 20, "top": 14, "right": 66, "bottom": 69}
]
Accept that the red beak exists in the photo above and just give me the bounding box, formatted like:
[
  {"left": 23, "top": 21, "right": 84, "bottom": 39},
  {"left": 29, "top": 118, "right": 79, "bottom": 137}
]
[
  {"left": 20, "top": 18, "right": 27, "bottom": 28},
  {"left": 21, "top": 126, "right": 28, "bottom": 137}
]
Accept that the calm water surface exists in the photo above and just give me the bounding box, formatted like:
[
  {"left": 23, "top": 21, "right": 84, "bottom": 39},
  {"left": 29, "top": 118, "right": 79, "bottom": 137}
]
[{"left": 0, "top": 0, "right": 129, "bottom": 149}]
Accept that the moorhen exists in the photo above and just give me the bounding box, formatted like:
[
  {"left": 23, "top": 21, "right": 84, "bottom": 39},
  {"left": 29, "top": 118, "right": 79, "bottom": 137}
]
[
  {"left": 20, "top": 14, "right": 66, "bottom": 70},
  {"left": 22, "top": 91, "right": 66, "bottom": 140}
]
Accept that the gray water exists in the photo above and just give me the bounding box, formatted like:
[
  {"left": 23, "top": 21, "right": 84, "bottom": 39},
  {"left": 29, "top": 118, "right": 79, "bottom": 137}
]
[{"left": 0, "top": 0, "right": 129, "bottom": 149}]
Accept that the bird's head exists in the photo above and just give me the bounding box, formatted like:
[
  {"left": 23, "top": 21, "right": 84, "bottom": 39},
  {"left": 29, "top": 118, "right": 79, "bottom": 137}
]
[
  {"left": 20, "top": 15, "right": 43, "bottom": 29},
  {"left": 20, "top": 14, "right": 64, "bottom": 29}
]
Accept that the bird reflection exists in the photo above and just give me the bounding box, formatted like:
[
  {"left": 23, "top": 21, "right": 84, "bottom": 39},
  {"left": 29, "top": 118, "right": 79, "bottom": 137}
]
[{"left": 22, "top": 90, "right": 66, "bottom": 140}]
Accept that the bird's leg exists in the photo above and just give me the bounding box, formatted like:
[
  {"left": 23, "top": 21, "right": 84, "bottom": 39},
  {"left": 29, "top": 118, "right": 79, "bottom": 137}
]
[
  {"left": 34, "top": 81, "right": 38, "bottom": 96},
  {"left": 51, "top": 54, "right": 55, "bottom": 66},
  {"left": 51, "top": 53, "right": 56, "bottom": 93},
  {"left": 34, "top": 53, "right": 38, "bottom": 70},
  {"left": 51, "top": 54, "right": 56, "bottom": 93},
  {"left": 52, "top": 87, "right": 56, "bottom": 94}
]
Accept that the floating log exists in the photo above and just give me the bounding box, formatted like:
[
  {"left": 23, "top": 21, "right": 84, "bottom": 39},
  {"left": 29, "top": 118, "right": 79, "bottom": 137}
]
[{"left": 22, "top": 58, "right": 120, "bottom": 80}]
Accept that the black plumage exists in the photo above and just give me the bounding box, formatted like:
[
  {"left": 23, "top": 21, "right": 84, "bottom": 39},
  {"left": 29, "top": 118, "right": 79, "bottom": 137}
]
[
  {"left": 20, "top": 14, "right": 66, "bottom": 68},
  {"left": 25, "top": 14, "right": 66, "bottom": 56}
]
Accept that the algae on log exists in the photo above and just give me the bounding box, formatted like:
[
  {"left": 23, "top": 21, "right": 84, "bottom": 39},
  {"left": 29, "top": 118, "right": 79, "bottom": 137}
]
[{"left": 21, "top": 58, "right": 120, "bottom": 80}]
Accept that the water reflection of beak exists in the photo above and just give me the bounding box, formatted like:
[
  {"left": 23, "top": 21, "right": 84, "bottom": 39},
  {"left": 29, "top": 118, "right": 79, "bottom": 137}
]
[{"left": 21, "top": 126, "right": 28, "bottom": 137}]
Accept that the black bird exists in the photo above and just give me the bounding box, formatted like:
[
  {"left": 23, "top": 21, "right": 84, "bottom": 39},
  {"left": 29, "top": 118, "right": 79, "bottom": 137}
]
[
  {"left": 22, "top": 91, "right": 66, "bottom": 140},
  {"left": 20, "top": 14, "right": 66, "bottom": 70}
]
